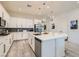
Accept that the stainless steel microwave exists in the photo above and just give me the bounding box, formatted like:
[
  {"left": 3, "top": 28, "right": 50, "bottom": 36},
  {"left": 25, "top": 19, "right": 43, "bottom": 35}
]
[{"left": 0, "top": 17, "right": 6, "bottom": 27}]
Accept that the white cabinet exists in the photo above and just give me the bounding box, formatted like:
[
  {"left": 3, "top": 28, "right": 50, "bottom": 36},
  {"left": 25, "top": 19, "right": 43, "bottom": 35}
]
[
  {"left": 3, "top": 13, "right": 10, "bottom": 27},
  {"left": 0, "top": 3, "right": 10, "bottom": 27},
  {"left": 0, "top": 34, "right": 14, "bottom": 57},
  {"left": 12, "top": 33, "right": 17, "bottom": 40},
  {"left": 56, "top": 38, "right": 65, "bottom": 57},
  {"left": 3, "top": 36, "right": 11, "bottom": 56},
  {"left": 0, "top": 42, "right": 3, "bottom": 57},
  {"left": 34, "top": 37, "right": 65, "bottom": 57},
  {"left": 8, "top": 19, "right": 17, "bottom": 28},
  {"left": 9, "top": 17, "right": 34, "bottom": 28},
  {"left": 35, "top": 38, "right": 55, "bottom": 57},
  {"left": 28, "top": 32, "right": 32, "bottom": 46},
  {"left": 34, "top": 19, "right": 42, "bottom": 24},
  {"left": 28, "top": 32, "right": 35, "bottom": 52},
  {"left": 16, "top": 33, "right": 23, "bottom": 40},
  {"left": 0, "top": 11, "right": 2, "bottom": 17},
  {"left": 28, "top": 32, "right": 32, "bottom": 47},
  {"left": 12, "top": 32, "right": 29, "bottom": 40},
  {"left": 31, "top": 35, "right": 35, "bottom": 52},
  {"left": 0, "top": 37, "right": 4, "bottom": 57},
  {"left": 0, "top": 4, "right": 2, "bottom": 17},
  {"left": 5, "top": 38, "right": 10, "bottom": 52},
  {"left": 22, "top": 32, "right": 28, "bottom": 39}
]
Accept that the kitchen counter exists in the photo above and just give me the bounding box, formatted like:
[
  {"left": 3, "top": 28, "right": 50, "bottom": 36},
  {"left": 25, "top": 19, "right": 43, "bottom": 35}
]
[
  {"left": 33, "top": 32, "right": 67, "bottom": 41},
  {"left": 0, "top": 34, "right": 10, "bottom": 36},
  {"left": 0, "top": 32, "right": 13, "bottom": 57},
  {"left": 0, "top": 32, "right": 29, "bottom": 57},
  {"left": 28, "top": 32, "right": 67, "bottom": 57}
]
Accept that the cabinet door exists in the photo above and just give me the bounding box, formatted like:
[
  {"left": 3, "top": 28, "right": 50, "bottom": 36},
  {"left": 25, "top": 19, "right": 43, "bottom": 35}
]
[
  {"left": 0, "top": 42, "right": 3, "bottom": 57},
  {"left": 23, "top": 33, "right": 28, "bottom": 39},
  {"left": 0, "top": 6, "right": 2, "bottom": 17},
  {"left": 5, "top": 39, "right": 10, "bottom": 53},
  {"left": 42, "top": 39, "right": 55, "bottom": 57},
  {"left": 28, "top": 37, "right": 31, "bottom": 46},
  {"left": 28, "top": 33, "right": 31, "bottom": 45},
  {"left": 31, "top": 36, "right": 35, "bottom": 52},
  {"left": 0, "top": 11, "right": 2, "bottom": 17},
  {"left": 56, "top": 38, "right": 65, "bottom": 57}
]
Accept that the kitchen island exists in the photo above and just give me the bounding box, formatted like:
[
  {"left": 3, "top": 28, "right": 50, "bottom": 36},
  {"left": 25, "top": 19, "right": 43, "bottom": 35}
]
[{"left": 28, "top": 32, "right": 67, "bottom": 57}]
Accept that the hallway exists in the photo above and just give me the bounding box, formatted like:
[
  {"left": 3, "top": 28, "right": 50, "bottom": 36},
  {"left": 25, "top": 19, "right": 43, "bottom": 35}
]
[{"left": 6, "top": 40, "right": 35, "bottom": 57}]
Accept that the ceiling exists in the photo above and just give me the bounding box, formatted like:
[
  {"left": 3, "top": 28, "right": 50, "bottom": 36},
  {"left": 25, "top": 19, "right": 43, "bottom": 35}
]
[{"left": 0, "top": 1, "right": 79, "bottom": 18}]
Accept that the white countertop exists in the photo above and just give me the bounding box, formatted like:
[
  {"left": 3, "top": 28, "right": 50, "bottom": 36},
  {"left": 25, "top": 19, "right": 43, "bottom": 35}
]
[
  {"left": 33, "top": 32, "right": 67, "bottom": 41},
  {"left": 0, "top": 32, "right": 28, "bottom": 42}
]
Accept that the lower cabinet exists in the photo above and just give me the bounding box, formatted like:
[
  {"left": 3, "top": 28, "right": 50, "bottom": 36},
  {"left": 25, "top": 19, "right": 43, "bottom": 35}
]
[
  {"left": 31, "top": 36, "right": 35, "bottom": 52},
  {"left": 35, "top": 37, "right": 55, "bottom": 57},
  {"left": 34, "top": 37, "right": 65, "bottom": 57},
  {"left": 0, "top": 32, "right": 29, "bottom": 57},
  {"left": 0, "top": 34, "right": 14, "bottom": 57},
  {"left": 13, "top": 32, "right": 28, "bottom": 40},
  {"left": 28, "top": 32, "right": 35, "bottom": 52},
  {"left": 55, "top": 38, "right": 65, "bottom": 57},
  {"left": 0, "top": 42, "right": 4, "bottom": 57},
  {"left": 0, "top": 43, "right": 7, "bottom": 57}
]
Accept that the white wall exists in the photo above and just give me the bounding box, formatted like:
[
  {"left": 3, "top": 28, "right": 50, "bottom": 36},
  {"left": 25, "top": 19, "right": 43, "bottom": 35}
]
[{"left": 54, "top": 8, "right": 79, "bottom": 45}]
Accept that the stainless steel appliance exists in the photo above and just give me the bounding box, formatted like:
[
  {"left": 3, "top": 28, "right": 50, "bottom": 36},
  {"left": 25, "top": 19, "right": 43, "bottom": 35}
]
[
  {"left": 34, "top": 23, "right": 44, "bottom": 33},
  {"left": 0, "top": 17, "right": 6, "bottom": 27},
  {"left": 0, "top": 29, "right": 9, "bottom": 35}
]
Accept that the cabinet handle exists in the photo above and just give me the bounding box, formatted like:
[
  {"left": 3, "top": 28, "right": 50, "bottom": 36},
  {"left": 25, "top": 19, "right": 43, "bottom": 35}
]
[{"left": 3, "top": 44, "right": 6, "bottom": 53}]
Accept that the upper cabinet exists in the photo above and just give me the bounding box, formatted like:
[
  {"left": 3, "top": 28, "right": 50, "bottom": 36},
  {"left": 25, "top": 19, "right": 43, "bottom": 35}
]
[
  {"left": 9, "top": 17, "right": 34, "bottom": 28},
  {"left": 34, "top": 19, "right": 42, "bottom": 24},
  {"left": 0, "top": 3, "right": 10, "bottom": 27},
  {"left": 0, "top": 10, "right": 2, "bottom": 17}
]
